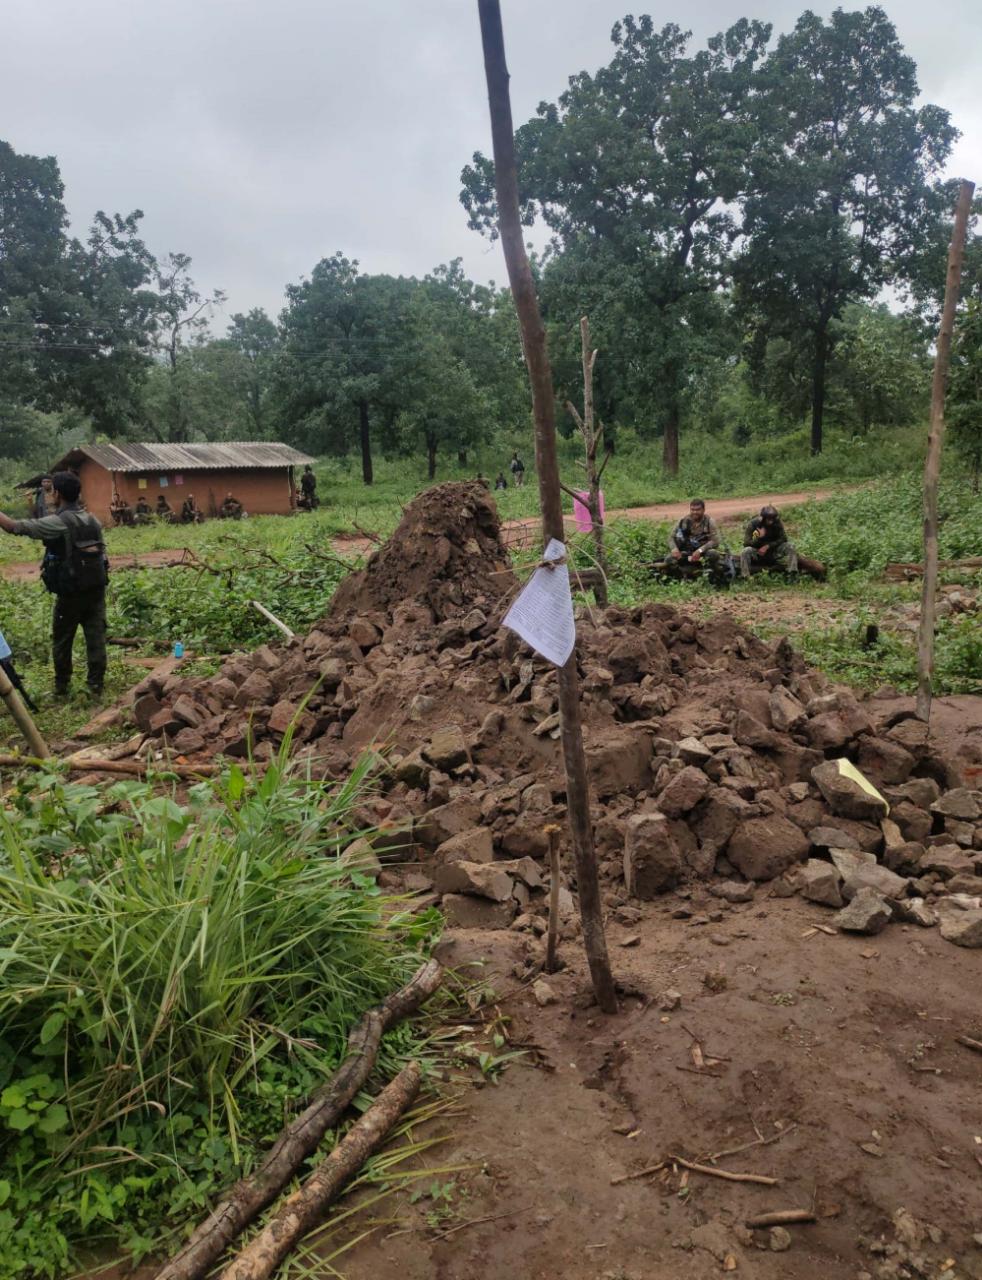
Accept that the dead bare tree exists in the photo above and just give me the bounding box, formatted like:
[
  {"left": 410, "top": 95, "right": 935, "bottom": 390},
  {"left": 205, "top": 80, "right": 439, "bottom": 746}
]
[
  {"left": 477, "top": 0, "right": 617, "bottom": 1012},
  {"left": 916, "top": 178, "right": 975, "bottom": 723},
  {"left": 565, "top": 316, "right": 611, "bottom": 608}
]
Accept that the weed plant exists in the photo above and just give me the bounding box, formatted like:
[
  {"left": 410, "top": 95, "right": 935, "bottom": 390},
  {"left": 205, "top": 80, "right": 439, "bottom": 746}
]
[{"left": 0, "top": 743, "right": 439, "bottom": 1275}]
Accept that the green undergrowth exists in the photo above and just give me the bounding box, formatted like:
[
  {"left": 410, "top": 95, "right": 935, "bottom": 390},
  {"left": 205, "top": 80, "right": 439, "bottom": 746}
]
[{"left": 0, "top": 742, "right": 441, "bottom": 1277}]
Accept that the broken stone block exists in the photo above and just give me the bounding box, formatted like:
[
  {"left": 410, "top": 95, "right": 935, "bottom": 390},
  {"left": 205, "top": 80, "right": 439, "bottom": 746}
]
[
  {"left": 708, "top": 880, "right": 755, "bottom": 904},
  {"left": 769, "top": 686, "right": 807, "bottom": 733},
  {"left": 809, "top": 825, "right": 860, "bottom": 852},
  {"left": 726, "top": 814, "right": 809, "bottom": 881},
  {"left": 500, "top": 815, "right": 550, "bottom": 858},
  {"left": 267, "top": 700, "right": 298, "bottom": 735},
  {"left": 787, "top": 782, "right": 811, "bottom": 803},
  {"left": 234, "top": 670, "right": 276, "bottom": 708},
  {"left": 938, "top": 908, "right": 982, "bottom": 947},
  {"left": 812, "top": 759, "right": 888, "bottom": 822},
  {"left": 623, "top": 812, "right": 681, "bottom": 898},
  {"left": 171, "top": 727, "right": 206, "bottom": 755},
  {"left": 586, "top": 727, "right": 653, "bottom": 797},
  {"left": 418, "top": 796, "right": 482, "bottom": 849},
  {"left": 888, "top": 776, "right": 940, "bottom": 809},
  {"left": 349, "top": 617, "right": 382, "bottom": 650},
  {"left": 919, "top": 846, "right": 975, "bottom": 880},
  {"left": 422, "top": 725, "right": 469, "bottom": 771},
  {"left": 799, "top": 859, "right": 843, "bottom": 907},
  {"left": 733, "top": 710, "right": 781, "bottom": 750},
  {"left": 132, "top": 693, "right": 164, "bottom": 733},
  {"left": 394, "top": 748, "right": 430, "bottom": 789},
  {"left": 891, "top": 800, "right": 932, "bottom": 845},
  {"left": 251, "top": 644, "right": 280, "bottom": 672},
  {"left": 856, "top": 735, "right": 915, "bottom": 785},
  {"left": 945, "top": 818, "right": 975, "bottom": 848},
  {"left": 658, "top": 766, "right": 711, "bottom": 818},
  {"left": 931, "top": 788, "right": 982, "bottom": 822},
  {"left": 441, "top": 893, "right": 515, "bottom": 930},
  {"left": 435, "top": 827, "right": 494, "bottom": 865},
  {"left": 947, "top": 873, "right": 982, "bottom": 895},
  {"left": 833, "top": 887, "right": 892, "bottom": 935},
  {"left": 829, "top": 847, "right": 876, "bottom": 880},
  {"left": 533, "top": 978, "right": 558, "bottom": 1007},
  {"left": 893, "top": 897, "right": 937, "bottom": 927},
  {"left": 676, "top": 736, "right": 713, "bottom": 766},
  {"left": 433, "top": 860, "right": 514, "bottom": 902},
  {"left": 841, "top": 862, "right": 907, "bottom": 903},
  {"left": 170, "top": 694, "right": 203, "bottom": 728}
]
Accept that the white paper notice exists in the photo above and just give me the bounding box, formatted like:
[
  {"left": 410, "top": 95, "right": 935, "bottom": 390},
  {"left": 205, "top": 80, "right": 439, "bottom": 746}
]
[{"left": 502, "top": 538, "right": 575, "bottom": 667}]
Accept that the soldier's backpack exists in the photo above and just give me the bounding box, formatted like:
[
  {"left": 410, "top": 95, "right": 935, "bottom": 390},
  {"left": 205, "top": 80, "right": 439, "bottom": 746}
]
[{"left": 40, "top": 511, "right": 109, "bottom": 596}]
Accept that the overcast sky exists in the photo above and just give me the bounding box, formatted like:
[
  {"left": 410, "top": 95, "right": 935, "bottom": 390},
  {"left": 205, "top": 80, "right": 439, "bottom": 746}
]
[{"left": 4, "top": 0, "right": 980, "bottom": 328}]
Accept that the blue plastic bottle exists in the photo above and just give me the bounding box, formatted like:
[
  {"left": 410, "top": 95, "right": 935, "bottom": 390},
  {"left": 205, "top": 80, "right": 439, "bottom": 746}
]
[{"left": 174, "top": 642, "right": 184, "bottom": 659}]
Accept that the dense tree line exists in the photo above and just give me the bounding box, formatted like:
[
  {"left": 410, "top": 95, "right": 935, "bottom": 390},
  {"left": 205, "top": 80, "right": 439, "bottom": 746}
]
[{"left": 1, "top": 7, "right": 978, "bottom": 483}]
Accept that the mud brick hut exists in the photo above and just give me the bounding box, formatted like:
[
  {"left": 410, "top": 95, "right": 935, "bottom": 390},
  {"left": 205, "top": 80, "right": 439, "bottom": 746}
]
[{"left": 30, "top": 442, "right": 316, "bottom": 523}]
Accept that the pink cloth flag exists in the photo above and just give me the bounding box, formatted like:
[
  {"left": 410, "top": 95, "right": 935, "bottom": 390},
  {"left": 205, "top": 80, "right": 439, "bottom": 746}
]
[{"left": 573, "top": 489, "right": 605, "bottom": 533}]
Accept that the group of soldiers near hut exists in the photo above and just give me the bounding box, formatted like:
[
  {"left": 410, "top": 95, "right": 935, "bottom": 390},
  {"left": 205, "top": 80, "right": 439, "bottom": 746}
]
[{"left": 108, "top": 491, "right": 244, "bottom": 527}]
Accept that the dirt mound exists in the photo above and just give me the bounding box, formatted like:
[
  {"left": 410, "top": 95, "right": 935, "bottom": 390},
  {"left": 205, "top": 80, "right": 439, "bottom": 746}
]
[
  {"left": 126, "top": 484, "right": 982, "bottom": 953},
  {"left": 327, "top": 481, "right": 516, "bottom": 626}
]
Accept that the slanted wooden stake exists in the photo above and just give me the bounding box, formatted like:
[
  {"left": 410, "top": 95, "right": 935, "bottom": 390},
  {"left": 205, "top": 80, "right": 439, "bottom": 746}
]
[
  {"left": 917, "top": 178, "right": 975, "bottom": 723},
  {"left": 566, "top": 316, "right": 611, "bottom": 607},
  {"left": 0, "top": 666, "right": 49, "bottom": 758},
  {"left": 478, "top": 0, "right": 617, "bottom": 1013}
]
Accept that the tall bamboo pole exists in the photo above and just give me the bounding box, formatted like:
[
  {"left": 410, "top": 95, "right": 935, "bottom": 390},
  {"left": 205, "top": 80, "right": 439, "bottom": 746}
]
[
  {"left": 916, "top": 178, "right": 975, "bottom": 723},
  {"left": 477, "top": 0, "right": 617, "bottom": 1013},
  {"left": 566, "top": 316, "right": 610, "bottom": 607}
]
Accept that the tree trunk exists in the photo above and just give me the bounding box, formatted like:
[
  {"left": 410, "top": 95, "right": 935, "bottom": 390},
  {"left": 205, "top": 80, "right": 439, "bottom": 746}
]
[
  {"left": 427, "top": 436, "right": 437, "bottom": 480},
  {"left": 457, "top": 449, "right": 468, "bottom": 465},
  {"left": 662, "top": 403, "right": 679, "bottom": 475},
  {"left": 810, "top": 325, "right": 830, "bottom": 456},
  {"left": 478, "top": 0, "right": 617, "bottom": 1015},
  {"left": 358, "top": 400, "right": 373, "bottom": 485}
]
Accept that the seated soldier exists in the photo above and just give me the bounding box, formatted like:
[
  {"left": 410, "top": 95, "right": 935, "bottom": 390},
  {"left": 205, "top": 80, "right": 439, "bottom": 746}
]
[
  {"left": 156, "top": 494, "right": 175, "bottom": 522},
  {"left": 180, "top": 493, "right": 203, "bottom": 524},
  {"left": 110, "top": 496, "right": 134, "bottom": 527},
  {"left": 134, "top": 496, "right": 152, "bottom": 525},
  {"left": 659, "top": 499, "right": 724, "bottom": 580},
  {"left": 220, "top": 492, "right": 244, "bottom": 519},
  {"left": 740, "top": 505, "right": 799, "bottom": 579}
]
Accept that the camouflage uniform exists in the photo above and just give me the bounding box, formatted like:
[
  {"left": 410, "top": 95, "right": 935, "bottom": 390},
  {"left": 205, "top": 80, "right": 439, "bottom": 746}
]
[
  {"left": 11, "top": 503, "right": 107, "bottom": 694},
  {"left": 740, "top": 515, "right": 798, "bottom": 578}
]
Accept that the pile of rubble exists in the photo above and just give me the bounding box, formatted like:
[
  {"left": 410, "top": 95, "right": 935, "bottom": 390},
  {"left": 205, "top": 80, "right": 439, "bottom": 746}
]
[{"left": 127, "top": 482, "right": 982, "bottom": 948}]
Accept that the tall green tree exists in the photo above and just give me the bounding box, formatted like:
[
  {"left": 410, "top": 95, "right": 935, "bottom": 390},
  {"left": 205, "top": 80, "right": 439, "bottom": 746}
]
[
  {"left": 461, "top": 17, "right": 770, "bottom": 473},
  {"left": 948, "top": 297, "right": 982, "bottom": 489},
  {"left": 275, "top": 253, "right": 418, "bottom": 483},
  {"left": 736, "top": 7, "right": 954, "bottom": 455},
  {"left": 223, "top": 308, "right": 279, "bottom": 437},
  {"left": 0, "top": 142, "right": 159, "bottom": 434}
]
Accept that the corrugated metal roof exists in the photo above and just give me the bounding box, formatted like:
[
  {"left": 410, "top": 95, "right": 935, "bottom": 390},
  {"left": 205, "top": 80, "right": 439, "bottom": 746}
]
[{"left": 53, "top": 442, "right": 316, "bottom": 473}]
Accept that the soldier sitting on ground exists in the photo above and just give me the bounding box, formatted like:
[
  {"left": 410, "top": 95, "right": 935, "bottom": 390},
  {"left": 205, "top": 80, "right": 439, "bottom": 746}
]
[
  {"left": 658, "top": 498, "right": 727, "bottom": 584},
  {"left": 134, "top": 496, "right": 152, "bottom": 525},
  {"left": 180, "top": 493, "right": 203, "bottom": 524},
  {"left": 156, "top": 494, "right": 175, "bottom": 523},
  {"left": 220, "top": 492, "right": 244, "bottom": 519},
  {"left": 740, "top": 505, "right": 798, "bottom": 580},
  {"left": 110, "top": 496, "right": 134, "bottom": 527}
]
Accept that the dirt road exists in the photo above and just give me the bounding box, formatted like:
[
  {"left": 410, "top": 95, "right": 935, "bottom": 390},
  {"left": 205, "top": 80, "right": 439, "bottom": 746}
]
[{"left": 0, "top": 487, "right": 840, "bottom": 581}]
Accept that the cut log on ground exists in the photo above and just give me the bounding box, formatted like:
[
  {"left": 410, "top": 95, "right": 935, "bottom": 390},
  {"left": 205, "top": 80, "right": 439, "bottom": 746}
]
[
  {"left": 746, "top": 1210, "right": 817, "bottom": 1228},
  {"left": 219, "top": 1061, "right": 422, "bottom": 1280},
  {"left": 0, "top": 754, "right": 222, "bottom": 779},
  {"left": 885, "top": 556, "right": 982, "bottom": 580},
  {"left": 152, "top": 960, "right": 442, "bottom": 1280},
  {"left": 797, "top": 554, "right": 827, "bottom": 582}
]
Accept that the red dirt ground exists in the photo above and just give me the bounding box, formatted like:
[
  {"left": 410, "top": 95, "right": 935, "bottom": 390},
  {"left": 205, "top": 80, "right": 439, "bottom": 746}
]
[{"left": 334, "top": 873, "right": 982, "bottom": 1280}]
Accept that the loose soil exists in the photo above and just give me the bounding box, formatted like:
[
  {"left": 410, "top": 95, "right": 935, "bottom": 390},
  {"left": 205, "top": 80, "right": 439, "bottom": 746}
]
[{"left": 334, "top": 898, "right": 982, "bottom": 1280}]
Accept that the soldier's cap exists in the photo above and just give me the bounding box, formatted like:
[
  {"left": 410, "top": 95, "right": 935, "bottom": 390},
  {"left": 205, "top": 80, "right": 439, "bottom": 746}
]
[{"left": 761, "top": 505, "right": 778, "bottom": 519}]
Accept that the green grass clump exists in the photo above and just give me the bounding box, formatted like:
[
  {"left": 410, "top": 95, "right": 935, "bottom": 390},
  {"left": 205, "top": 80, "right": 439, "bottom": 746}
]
[{"left": 0, "top": 746, "right": 438, "bottom": 1275}]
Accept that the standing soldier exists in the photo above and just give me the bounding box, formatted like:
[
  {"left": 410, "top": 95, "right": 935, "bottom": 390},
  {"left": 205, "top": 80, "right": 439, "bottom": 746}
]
[
  {"left": 0, "top": 471, "right": 108, "bottom": 698},
  {"left": 740, "top": 505, "right": 799, "bottom": 579},
  {"left": 299, "top": 464, "right": 318, "bottom": 510},
  {"left": 509, "top": 450, "right": 526, "bottom": 487}
]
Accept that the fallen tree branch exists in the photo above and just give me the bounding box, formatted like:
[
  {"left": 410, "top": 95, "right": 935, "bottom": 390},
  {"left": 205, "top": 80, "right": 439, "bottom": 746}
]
[
  {"left": 669, "top": 1156, "right": 779, "bottom": 1186},
  {"left": 885, "top": 556, "right": 982, "bottom": 580},
  {"left": 249, "top": 600, "right": 295, "bottom": 640},
  {"left": 0, "top": 754, "right": 222, "bottom": 779},
  {"left": 700, "top": 1122, "right": 799, "bottom": 1165},
  {"left": 956, "top": 1034, "right": 982, "bottom": 1053},
  {"left": 219, "top": 1061, "right": 422, "bottom": 1280},
  {"left": 746, "top": 1210, "right": 817, "bottom": 1228},
  {"left": 152, "top": 960, "right": 442, "bottom": 1280},
  {"left": 610, "top": 1161, "right": 667, "bottom": 1185}
]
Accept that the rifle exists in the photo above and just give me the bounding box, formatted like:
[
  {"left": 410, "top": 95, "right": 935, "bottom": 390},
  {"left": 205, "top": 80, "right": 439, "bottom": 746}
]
[{"left": 0, "top": 657, "right": 37, "bottom": 713}]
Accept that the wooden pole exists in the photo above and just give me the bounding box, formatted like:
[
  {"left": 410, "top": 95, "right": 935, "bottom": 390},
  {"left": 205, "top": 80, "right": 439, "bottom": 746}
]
[
  {"left": 0, "top": 666, "right": 49, "bottom": 758},
  {"left": 916, "top": 178, "right": 975, "bottom": 723},
  {"left": 544, "top": 823, "right": 561, "bottom": 974},
  {"left": 566, "top": 316, "right": 610, "bottom": 607},
  {"left": 477, "top": 0, "right": 617, "bottom": 1013}
]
